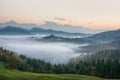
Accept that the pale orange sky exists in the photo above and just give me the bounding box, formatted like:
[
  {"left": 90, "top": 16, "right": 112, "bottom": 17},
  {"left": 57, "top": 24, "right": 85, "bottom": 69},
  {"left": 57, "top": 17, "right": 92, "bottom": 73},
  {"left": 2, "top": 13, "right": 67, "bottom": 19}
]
[{"left": 0, "top": 0, "right": 120, "bottom": 30}]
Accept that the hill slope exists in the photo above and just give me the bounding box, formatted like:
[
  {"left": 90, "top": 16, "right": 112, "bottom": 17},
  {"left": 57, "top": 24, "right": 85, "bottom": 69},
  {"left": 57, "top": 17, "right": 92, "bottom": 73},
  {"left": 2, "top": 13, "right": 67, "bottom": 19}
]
[
  {"left": 87, "top": 29, "right": 120, "bottom": 43},
  {"left": 79, "top": 40, "right": 120, "bottom": 53},
  {"left": 78, "top": 29, "right": 120, "bottom": 53}
]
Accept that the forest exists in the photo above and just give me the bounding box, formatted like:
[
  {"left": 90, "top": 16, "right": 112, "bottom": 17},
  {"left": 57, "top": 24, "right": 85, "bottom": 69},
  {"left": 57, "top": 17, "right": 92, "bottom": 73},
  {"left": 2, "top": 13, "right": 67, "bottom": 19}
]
[{"left": 0, "top": 47, "right": 120, "bottom": 78}]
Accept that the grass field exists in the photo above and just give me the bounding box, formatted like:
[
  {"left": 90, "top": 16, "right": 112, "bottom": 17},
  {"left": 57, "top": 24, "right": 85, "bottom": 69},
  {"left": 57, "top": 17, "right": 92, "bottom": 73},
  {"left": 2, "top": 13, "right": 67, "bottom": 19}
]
[{"left": 0, "top": 63, "right": 119, "bottom": 80}]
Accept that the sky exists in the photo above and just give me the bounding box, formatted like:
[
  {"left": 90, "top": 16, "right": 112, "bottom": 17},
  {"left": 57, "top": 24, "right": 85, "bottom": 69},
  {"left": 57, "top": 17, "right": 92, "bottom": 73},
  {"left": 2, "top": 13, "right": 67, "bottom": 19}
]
[{"left": 0, "top": 0, "right": 120, "bottom": 30}]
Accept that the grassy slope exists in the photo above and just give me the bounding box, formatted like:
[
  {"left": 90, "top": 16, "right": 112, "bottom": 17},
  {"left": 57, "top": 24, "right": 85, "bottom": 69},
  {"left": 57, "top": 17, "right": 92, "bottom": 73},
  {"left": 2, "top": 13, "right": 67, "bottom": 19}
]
[{"left": 0, "top": 63, "right": 118, "bottom": 80}]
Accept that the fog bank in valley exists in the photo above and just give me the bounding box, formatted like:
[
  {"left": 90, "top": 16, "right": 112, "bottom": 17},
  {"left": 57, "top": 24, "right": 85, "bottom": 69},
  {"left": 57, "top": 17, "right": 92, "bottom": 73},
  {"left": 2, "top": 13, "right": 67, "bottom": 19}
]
[{"left": 0, "top": 35, "right": 85, "bottom": 64}]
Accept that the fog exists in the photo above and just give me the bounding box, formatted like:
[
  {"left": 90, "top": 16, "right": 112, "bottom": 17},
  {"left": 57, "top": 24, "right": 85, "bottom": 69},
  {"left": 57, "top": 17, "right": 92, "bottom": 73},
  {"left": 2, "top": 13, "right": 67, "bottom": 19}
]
[{"left": 0, "top": 35, "right": 86, "bottom": 64}]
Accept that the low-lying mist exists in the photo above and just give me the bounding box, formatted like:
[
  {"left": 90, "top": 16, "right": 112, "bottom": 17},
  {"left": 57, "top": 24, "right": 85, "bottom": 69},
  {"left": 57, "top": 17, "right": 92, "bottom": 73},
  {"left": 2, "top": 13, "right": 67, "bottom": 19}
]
[{"left": 0, "top": 35, "right": 86, "bottom": 64}]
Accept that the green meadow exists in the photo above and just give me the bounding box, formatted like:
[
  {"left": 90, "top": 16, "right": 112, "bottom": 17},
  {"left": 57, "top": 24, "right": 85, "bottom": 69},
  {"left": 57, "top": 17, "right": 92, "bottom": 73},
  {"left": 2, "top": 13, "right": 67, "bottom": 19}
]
[{"left": 0, "top": 63, "right": 119, "bottom": 80}]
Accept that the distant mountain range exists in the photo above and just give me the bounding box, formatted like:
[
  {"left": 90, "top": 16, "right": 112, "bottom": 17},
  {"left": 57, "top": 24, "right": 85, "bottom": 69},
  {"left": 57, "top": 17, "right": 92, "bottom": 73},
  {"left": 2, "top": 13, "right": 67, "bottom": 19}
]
[
  {"left": 0, "top": 21, "right": 120, "bottom": 46},
  {"left": 0, "top": 26, "right": 32, "bottom": 35},
  {"left": 0, "top": 21, "right": 38, "bottom": 30},
  {"left": 30, "top": 28, "right": 120, "bottom": 45},
  {"left": 0, "top": 21, "right": 104, "bottom": 34},
  {"left": 30, "top": 27, "right": 90, "bottom": 36},
  {"left": 30, "top": 27, "right": 120, "bottom": 53},
  {"left": 0, "top": 26, "right": 90, "bottom": 36}
]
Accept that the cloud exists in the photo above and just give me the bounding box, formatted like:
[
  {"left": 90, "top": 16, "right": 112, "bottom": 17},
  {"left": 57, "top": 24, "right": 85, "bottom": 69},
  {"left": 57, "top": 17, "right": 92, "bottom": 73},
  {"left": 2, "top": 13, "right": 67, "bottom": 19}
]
[
  {"left": 54, "top": 17, "right": 72, "bottom": 23},
  {"left": 54, "top": 17, "right": 66, "bottom": 21}
]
